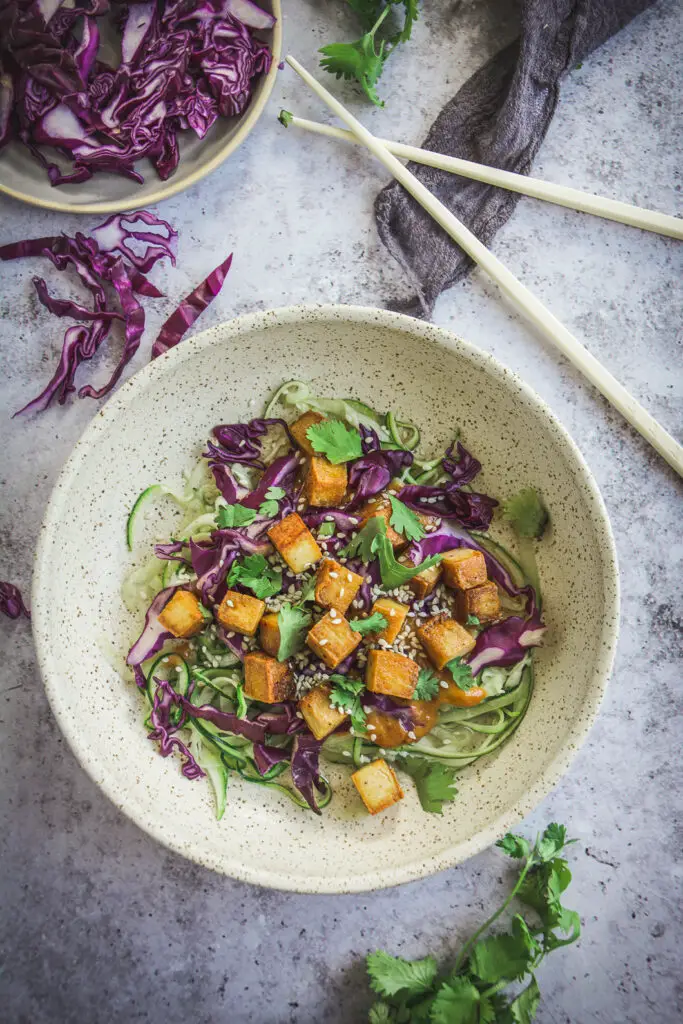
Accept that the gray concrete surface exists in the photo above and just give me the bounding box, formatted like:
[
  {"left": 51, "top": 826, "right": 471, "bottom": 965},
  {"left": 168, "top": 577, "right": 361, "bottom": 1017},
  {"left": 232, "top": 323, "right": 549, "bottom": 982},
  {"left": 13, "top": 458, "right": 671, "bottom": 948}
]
[{"left": 1, "top": 1, "right": 681, "bottom": 1021}]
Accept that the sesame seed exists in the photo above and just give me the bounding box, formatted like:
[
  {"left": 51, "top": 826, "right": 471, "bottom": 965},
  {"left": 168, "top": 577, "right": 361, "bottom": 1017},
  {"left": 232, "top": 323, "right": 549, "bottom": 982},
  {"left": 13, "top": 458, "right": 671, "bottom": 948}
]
[
  {"left": 359, "top": 755, "right": 371, "bottom": 764},
  {"left": 370, "top": 733, "right": 377, "bottom": 742},
  {"left": 349, "top": 726, "right": 355, "bottom": 735},
  {"left": 329, "top": 608, "right": 338, "bottom": 617},
  {"left": 319, "top": 638, "right": 329, "bottom": 646},
  {"left": 407, "top": 730, "right": 417, "bottom": 740},
  {"left": 295, "top": 711, "right": 304, "bottom": 719},
  {"left": 440, "top": 680, "right": 449, "bottom": 689},
  {"left": 329, "top": 571, "right": 338, "bottom": 579},
  {"left": 324, "top": 515, "right": 335, "bottom": 522},
  {"left": 347, "top": 573, "right": 354, "bottom": 582},
  {"left": 339, "top": 587, "right": 345, "bottom": 597},
  {"left": 227, "top": 631, "right": 235, "bottom": 638},
  {"left": 226, "top": 599, "right": 234, "bottom": 607},
  {"left": 343, "top": 751, "right": 352, "bottom": 757},
  {"left": 365, "top": 575, "right": 372, "bottom": 584},
  {"left": 389, "top": 609, "right": 396, "bottom": 617}
]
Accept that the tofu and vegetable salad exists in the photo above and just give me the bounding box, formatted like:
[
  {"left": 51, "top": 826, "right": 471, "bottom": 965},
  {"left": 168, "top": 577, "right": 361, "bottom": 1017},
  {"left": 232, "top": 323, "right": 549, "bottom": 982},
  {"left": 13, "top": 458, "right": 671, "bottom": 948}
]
[{"left": 122, "top": 381, "right": 548, "bottom": 818}]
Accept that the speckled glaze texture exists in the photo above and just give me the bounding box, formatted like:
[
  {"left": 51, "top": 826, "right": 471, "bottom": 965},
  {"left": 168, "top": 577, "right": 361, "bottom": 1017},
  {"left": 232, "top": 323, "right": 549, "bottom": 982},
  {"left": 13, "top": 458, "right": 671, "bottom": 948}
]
[
  {"left": 32, "top": 305, "right": 619, "bottom": 893},
  {"left": 0, "top": 0, "right": 281, "bottom": 215}
]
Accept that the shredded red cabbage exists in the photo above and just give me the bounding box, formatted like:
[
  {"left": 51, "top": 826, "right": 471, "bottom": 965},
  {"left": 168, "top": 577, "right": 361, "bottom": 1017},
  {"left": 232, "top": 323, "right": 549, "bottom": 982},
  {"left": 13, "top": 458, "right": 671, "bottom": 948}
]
[
  {"left": 466, "top": 611, "right": 546, "bottom": 677},
  {"left": 0, "top": 580, "right": 30, "bottom": 619},
  {"left": 290, "top": 732, "right": 326, "bottom": 814},
  {"left": 149, "top": 678, "right": 205, "bottom": 780},
  {"left": 150, "top": 253, "right": 233, "bottom": 359},
  {"left": 0, "top": 0, "right": 274, "bottom": 186},
  {"left": 126, "top": 585, "right": 178, "bottom": 667},
  {"left": 361, "top": 692, "right": 415, "bottom": 731}
]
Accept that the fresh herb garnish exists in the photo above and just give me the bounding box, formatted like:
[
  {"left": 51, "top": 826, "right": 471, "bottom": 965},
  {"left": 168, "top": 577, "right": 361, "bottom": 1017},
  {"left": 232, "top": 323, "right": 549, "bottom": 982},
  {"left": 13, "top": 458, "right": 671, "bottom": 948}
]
[
  {"left": 297, "top": 574, "right": 318, "bottom": 604},
  {"left": 502, "top": 487, "right": 549, "bottom": 540},
  {"left": 329, "top": 674, "right": 367, "bottom": 732},
  {"left": 317, "top": 521, "right": 336, "bottom": 539},
  {"left": 445, "top": 656, "right": 475, "bottom": 692},
  {"left": 365, "top": 822, "right": 580, "bottom": 1021},
  {"left": 372, "top": 519, "right": 442, "bottom": 590},
  {"left": 342, "top": 515, "right": 385, "bottom": 561},
  {"left": 258, "top": 485, "right": 286, "bottom": 518},
  {"left": 306, "top": 418, "right": 364, "bottom": 464},
  {"left": 413, "top": 666, "right": 440, "bottom": 701},
  {"left": 349, "top": 612, "right": 388, "bottom": 636},
  {"left": 227, "top": 554, "right": 282, "bottom": 599},
  {"left": 216, "top": 502, "right": 257, "bottom": 529},
  {"left": 276, "top": 604, "right": 312, "bottom": 661},
  {"left": 387, "top": 494, "right": 425, "bottom": 542},
  {"left": 466, "top": 614, "right": 481, "bottom": 626},
  {"left": 398, "top": 758, "right": 458, "bottom": 813}
]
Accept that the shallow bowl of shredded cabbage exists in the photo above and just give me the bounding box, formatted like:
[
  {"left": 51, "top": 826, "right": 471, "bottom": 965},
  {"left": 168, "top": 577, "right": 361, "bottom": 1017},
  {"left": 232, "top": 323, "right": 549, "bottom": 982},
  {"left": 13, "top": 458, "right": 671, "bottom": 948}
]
[{"left": 32, "top": 304, "right": 619, "bottom": 892}]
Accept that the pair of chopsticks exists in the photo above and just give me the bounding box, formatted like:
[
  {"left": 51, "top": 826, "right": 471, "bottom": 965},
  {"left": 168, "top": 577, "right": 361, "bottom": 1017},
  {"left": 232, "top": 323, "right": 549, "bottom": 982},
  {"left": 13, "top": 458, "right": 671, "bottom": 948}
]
[{"left": 284, "top": 56, "right": 683, "bottom": 479}]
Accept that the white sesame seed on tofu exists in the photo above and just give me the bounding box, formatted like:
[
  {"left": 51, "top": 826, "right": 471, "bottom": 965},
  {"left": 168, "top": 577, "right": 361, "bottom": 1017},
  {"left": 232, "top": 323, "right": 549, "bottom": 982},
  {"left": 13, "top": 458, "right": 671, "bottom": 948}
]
[
  {"left": 329, "top": 607, "right": 338, "bottom": 617},
  {"left": 319, "top": 638, "right": 329, "bottom": 646},
  {"left": 347, "top": 572, "right": 354, "bottom": 582},
  {"left": 226, "top": 599, "right": 234, "bottom": 607},
  {"left": 329, "top": 571, "right": 338, "bottom": 579},
  {"left": 339, "top": 587, "right": 345, "bottom": 597},
  {"left": 389, "top": 608, "right": 396, "bottom": 617}
]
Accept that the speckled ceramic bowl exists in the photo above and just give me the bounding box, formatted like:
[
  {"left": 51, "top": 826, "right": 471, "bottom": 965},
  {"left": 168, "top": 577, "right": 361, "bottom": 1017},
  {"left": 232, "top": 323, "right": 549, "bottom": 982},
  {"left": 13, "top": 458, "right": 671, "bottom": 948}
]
[
  {"left": 0, "top": 1, "right": 281, "bottom": 215},
  {"left": 33, "top": 304, "right": 619, "bottom": 893}
]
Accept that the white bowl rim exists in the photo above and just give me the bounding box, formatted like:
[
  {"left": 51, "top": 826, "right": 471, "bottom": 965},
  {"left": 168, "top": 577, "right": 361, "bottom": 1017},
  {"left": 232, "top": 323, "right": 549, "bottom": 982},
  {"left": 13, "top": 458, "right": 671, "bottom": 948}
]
[
  {"left": 32, "top": 303, "right": 620, "bottom": 893},
  {"left": 0, "top": 1, "right": 282, "bottom": 216}
]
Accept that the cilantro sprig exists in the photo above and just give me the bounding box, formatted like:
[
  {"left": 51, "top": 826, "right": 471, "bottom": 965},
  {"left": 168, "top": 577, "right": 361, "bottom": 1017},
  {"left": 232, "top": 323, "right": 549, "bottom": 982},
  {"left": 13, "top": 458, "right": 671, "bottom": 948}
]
[
  {"left": 397, "top": 758, "right": 458, "bottom": 813},
  {"left": 329, "top": 675, "right": 367, "bottom": 732},
  {"left": 306, "top": 419, "right": 363, "bottom": 464},
  {"left": 502, "top": 487, "right": 549, "bottom": 540},
  {"left": 413, "top": 666, "right": 440, "bottom": 701},
  {"left": 227, "top": 554, "right": 282, "bottom": 600},
  {"left": 343, "top": 516, "right": 441, "bottom": 590},
  {"left": 216, "top": 502, "right": 257, "bottom": 529},
  {"left": 445, "top": 656, "right": 475, "bottom": 692},
  {"left": 388, "top": 494, "right": 425, "bottom": 542},
  {"left": 276, "top": 603, "right": 312, "bottom": 661},
  {"left": 349, "top": 611, "right": 388, "bottom": 636},
  {"left": 258, "top": 485, "right": 286, "bottom": 519},
  {"left": 365, "top": 823, "right": 580, "bottom": 1022}
]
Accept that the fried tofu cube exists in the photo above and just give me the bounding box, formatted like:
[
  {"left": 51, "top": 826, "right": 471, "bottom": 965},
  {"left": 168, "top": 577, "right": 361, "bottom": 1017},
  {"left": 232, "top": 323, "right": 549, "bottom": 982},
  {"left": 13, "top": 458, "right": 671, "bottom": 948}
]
[
  {"left": 357, "top": 497, "right": 406, "bottom": 551},
  {"left": 305, "top": 456, "right": 348, "bottom": 507},
  {"left": 416, "top": 614, "right": 476, "bottom": 670},
  {"left": 442, "top": 548, "right": 488, "bottom": 591},
  {"left": 371, "top": 598, "right": 409, "bottom": 645},
  {"left": 352, "top": 759, "right": 404, "bottom": 815},
  {"left": 216, "top": 589, "right": 265, "bottom": 636},
  {"left": 366, "top": 649, "right": 419, "bottom": 699},
  {"left": 268, "top": 512, "right": 322, "bottom": 573},
  {"left": 158, "top": 590, "right": 206, "bottom": 638},
  {"left": 456, "top": 581, "right": 501, "bottom": 623},
  {"left": 259, "top": 611, "right": 281, "bottom": 657},
  {"left": 306, "top": 612, "right": 361, "bottom": 669},
  {"left": 299, "top": 683, "right": 348, "bottom": 740},
  {"left": 400, "top": 558, "right": 442, "bottom": 600},
  {"left": 243, "top": 652, "right": 294, "bottom": 703},
  {"left": 315, "top": 558, "right": 363, "bottom": 613},
  {"left": 290, "top": 411, "right": 325, "bottom": 456}
]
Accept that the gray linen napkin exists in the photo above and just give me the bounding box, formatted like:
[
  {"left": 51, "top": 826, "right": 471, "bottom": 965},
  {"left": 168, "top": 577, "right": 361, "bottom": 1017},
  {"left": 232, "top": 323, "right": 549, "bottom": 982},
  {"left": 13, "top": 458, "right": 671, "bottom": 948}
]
[{"left": 375, "top": 0, "right": 656, "bottom": 318}]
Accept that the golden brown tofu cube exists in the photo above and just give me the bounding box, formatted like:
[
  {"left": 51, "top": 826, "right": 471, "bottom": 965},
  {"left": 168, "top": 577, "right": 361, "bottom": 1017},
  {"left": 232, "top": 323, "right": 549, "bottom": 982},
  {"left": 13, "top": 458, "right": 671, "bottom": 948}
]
[
  {"left": 315, "top": 558, "right": 363, "bottom": 614},
  {"left": 244, "top": 652, "right": 294, "bottom": 703},
  {"left": 442, "top": 548, "right": 488, "bottom": 591},
  {"left": 357, "top": 497, "right": 406, "bottom": 551},
  {"left": 352, "top": 759, "right": 404, "bottom": 815},
  {"left": 371, "top": 598, "right": 409, "bottom": 645},
  {"left": 290, "top": 411, "right": 325, "bottom": 456},
  {"left": 416, "top": 614, "right": 476, "bottom": 670},
  {"left": 216, "top": 590, "right": 265, "bottom": 636},
  {"left": 299, "top": 684, "right": 348, "bottom": 740},
  {"left": 259, "top": 612, "right": 281, "bottom": 657},
  {"left": 268, "top": 512, "right": 322, "bottom": 573},
  {"left": 400, "top": 558, "right": 442, "bottom": 600},
  {"left": 158, "top": 590, "right": 206, "bottom": 638},
  {"left": 305, "top": 456, "right": 348, "bottom": 507},
  {"left": 456, "top": 581, "right": 501, "bottom": 623},
  {"left": 366, "top": 649, "right": 419, "bottom": 699},
  {"left": 306, "top": 612, "right": 361, "bottom": 669}
]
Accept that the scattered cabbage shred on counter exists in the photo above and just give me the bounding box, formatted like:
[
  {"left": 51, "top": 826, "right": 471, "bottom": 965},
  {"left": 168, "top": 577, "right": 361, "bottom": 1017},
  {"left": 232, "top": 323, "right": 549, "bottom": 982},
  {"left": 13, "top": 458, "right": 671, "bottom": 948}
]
[{"left": 0, "top": 0, "right": 274, "bottom": 185}]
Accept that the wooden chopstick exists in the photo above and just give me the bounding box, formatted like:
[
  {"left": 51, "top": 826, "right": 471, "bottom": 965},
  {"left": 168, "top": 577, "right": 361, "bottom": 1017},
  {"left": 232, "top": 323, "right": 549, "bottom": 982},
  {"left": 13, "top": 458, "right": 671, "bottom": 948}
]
[
  {"left": 285, "top": 56, "right": 683, "bottom": 478},
  {"left": 281, "top": 113, "right": 683, "bottom": 241}
]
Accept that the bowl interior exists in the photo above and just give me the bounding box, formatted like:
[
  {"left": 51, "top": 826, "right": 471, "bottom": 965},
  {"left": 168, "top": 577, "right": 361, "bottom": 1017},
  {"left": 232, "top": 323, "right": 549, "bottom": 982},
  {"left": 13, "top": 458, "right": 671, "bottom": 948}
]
[
  {"left": 0, "top": 1, "right": 281, "bottom": 214},
  {"left": 33, "top": 305, "right": 619, "bottom": 892}
]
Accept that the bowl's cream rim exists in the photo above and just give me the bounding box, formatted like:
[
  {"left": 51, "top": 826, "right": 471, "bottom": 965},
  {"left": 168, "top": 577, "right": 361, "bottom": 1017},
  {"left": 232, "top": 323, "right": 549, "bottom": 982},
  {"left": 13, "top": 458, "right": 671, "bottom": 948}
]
[
  {"left": 0, "top": 2, "right": 282, "bottom": 216},
  {"left": 32, "top": 303, "right": 620, "bottom": 894}
]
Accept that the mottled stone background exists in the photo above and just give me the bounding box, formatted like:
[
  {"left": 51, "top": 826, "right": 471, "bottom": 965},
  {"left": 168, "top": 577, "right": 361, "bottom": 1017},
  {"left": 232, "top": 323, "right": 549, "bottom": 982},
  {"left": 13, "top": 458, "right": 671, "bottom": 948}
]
[{"left": 0, "top": 1, "right": 681, "bottom": 1021}]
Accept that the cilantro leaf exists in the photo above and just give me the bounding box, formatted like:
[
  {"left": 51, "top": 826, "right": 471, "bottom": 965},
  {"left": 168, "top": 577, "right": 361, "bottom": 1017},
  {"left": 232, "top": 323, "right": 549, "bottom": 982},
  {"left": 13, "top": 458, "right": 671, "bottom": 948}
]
[
  {"left": 430, "top": 978, "right": 480, "bottom": 1024},
  {"left": 342, "top": 515, "right": 385, "bottom": 561},
  {"left": 297, "top": 574, "right": 318, "bottom": 604},
  {"left": 537, "top": 822, "right": 571, "bottom": 861},
  {"left": 413, "top": 666, "right": 440, "bottom": 701},
  {"left": 277, "top": 604, "right": 312, "bottom": 661},
  {"left": 502, "top": 488, "right": 549, "bottom": 540},
  {"left": 445, "top": 656, "right": 475, "bottom": 691},
  {"left": 394, "top": 0, "right": 420, "bottom": 44},
  {"left": 507, "top": 975, "right": 540, "bottom": 1024},
  {"left": 368, "top": 1003, "right": 394, "bottom": 1024},
  {"left": 496, "top": 833, "right": 531, "bottom": 860},
  {"left": 349, "top": 611, "right": 388, "bottom": 636},
  {"left": 317, "top": 521, "right": 335, "bottom": 538},
  {"left": 469, "top": 932, "right": 533, "bottom": 984},
  {"left": 366, "top": 950, "right": 438, "bottom": 998},
  {"left": 319, "top": 7, "right": 390, "bottom": 108},
  {"left": 398, "top": 758, "right": 458, "bottom": 813},
  {"left": 466, "top": 614, "right": 480, "bottom": 626},
  {"left": 216, "top": 503, "right": 257, "bottom": 529},
  {"left": 305, "top": 419, "right": 363, "bottom": 464},
  {"left": 388, "top": 494, "right": 425, "bottom": 542},
  {"left": 258, "top": 485, "right": 287, "bottom": 518},
  {"left": 369, "top": 518, "right": 442, "bottom": 590},
  {"left": 230, "top": 554, "right": 282, "bottom": 599},
  {"left": 329, "top": 675, "right": 367, "bottom": 732}
]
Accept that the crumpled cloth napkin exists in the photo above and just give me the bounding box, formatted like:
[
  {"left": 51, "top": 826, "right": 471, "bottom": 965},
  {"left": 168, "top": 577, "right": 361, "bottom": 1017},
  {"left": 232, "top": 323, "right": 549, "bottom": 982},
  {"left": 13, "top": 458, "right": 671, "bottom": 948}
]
[{"left": 375, "top": 0, "right": 655, "bottom": 319}]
